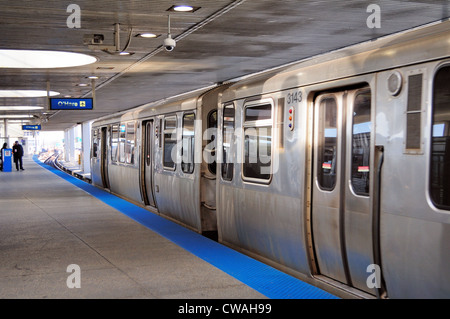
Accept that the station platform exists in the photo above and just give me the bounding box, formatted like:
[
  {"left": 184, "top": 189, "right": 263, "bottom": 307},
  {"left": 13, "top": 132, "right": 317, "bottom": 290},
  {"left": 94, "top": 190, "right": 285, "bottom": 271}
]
[{"left": 0, "top": 156, "right": 338, "bottom": 300}]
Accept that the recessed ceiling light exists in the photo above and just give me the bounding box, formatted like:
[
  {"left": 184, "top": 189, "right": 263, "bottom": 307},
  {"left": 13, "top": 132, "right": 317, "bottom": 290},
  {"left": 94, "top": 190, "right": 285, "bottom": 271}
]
[
  {"left": 0, "top": 106, "right": 44, "bottom": 111},
  {"left": 77, "top": 83, "right": 88, "bottom": 87},
  {"left": 0, "top": 50, "right": 97, "bottom": 69},
  {"left": 0, "top": 115, "right": 34, "bottom": 119},
  {"left": 0, "top": 90, "right": 60, "bottom": 98},
  {"left": 136, "top": 33, "right": 159, "bottom": 38},
  {"left": 7, "top": 120, "right": 32, "bottom": 123},
  {"left": 87, "top": 76, "right": 99, "bottom": 79},
  {"left": 119, "top": 51, "right": 131, "bottom": 56},
  {"left": 167, "top": 5, "right": 200, "bottom": 12}
]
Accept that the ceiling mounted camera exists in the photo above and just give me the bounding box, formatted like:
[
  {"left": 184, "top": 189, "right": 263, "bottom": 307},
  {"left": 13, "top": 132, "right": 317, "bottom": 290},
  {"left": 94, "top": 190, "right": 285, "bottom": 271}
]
[
  {"left": 164, "top": 15, "right": 176, "bottom": 52},
  {"left": 164, "top": 35, "right": 176, "bottom": 52}
]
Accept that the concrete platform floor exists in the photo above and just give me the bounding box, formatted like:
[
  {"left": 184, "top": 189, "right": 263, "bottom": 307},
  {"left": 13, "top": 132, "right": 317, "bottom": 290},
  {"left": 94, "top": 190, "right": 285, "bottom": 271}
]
[{"left": 0, "top": 157, "right": 266, "bottom": 299}]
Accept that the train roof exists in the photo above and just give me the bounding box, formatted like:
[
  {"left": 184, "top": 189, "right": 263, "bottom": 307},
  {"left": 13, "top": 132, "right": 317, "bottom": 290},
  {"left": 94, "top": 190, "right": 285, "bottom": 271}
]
[
  {"left": 91, "top": 85, "right": 219, "bottom": 126},
  {"left": 222, "top": 19, "right": 450, "bottom": 102}
]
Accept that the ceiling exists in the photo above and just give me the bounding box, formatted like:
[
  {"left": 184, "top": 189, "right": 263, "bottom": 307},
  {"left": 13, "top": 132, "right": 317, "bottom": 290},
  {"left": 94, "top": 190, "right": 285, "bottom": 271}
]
[{"left": 1, "top": 0, "right": 449, "bottom": 131}]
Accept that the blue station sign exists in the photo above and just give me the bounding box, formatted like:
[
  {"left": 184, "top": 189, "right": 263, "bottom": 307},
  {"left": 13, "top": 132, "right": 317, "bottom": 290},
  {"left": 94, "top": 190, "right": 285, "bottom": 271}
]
[
  {"left": 22, "top": 124, "right": 41, "bottom": 130},
  {"left": 49, "top": 98, "right": 93, "bottom": 110}
]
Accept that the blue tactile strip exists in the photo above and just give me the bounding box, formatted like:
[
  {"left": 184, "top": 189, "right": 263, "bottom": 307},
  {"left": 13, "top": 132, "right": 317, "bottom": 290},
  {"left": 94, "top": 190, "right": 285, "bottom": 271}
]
[{"left": 34, "top": 156, "right": 338, "bottom": 299}]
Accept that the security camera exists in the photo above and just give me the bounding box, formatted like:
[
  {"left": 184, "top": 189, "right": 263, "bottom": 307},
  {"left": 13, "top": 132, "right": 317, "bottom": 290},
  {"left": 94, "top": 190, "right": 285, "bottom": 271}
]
[{"left": 163, "top": 36, "right": 176, "bottom": 52}]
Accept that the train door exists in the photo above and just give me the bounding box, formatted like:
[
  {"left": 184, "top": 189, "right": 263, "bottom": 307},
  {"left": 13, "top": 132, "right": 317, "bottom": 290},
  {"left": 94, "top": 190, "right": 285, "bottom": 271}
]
[
  {"left": 311, "top": 86, "right": 377, "bottom": 295},
  {"left": 100, "top": 126, "right": 110, "bottom": 189},
  {"left": 200, "top": 110, "right": 218, "bottom": 234},
  {"left": 141, "top": 120, "right": 156, "bottom": 207}
]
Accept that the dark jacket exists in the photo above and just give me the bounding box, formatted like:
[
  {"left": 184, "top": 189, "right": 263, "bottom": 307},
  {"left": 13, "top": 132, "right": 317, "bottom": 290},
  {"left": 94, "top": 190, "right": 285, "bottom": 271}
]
[{"left": 12, "top": 144, "right": 23, "bottom": 158}]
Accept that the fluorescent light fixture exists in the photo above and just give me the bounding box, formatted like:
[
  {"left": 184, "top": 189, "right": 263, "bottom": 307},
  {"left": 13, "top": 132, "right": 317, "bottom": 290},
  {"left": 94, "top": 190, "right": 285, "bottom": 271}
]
[
  {"left": 174, "top": 5, "right": 194, "bottom": 12},
  {"left": 167, "top": 5, "right": 200, "bottom": 12},
  {"left": 136, "top": 33, "right": 158, "bottom": 38},
  {"left": 0, "top": 90, "right": 60, "bottom": 98},
  {"left": 87, "top": 76, "right": 99, "bottom": 79},
  {"left": 0, "top": 115, "right": 34, "bottom": 118},
  {"left": 119, "top": 51, "right": 131, "bottom": 56},
  {"left": 0, "top": 50, "right": 97, "bottom": 69},
  {"left": 0, "top": 106, "right": 44, "bottom": 111},
  {"left": 7, "top": 120, "right": 32, "bottom": 123}
]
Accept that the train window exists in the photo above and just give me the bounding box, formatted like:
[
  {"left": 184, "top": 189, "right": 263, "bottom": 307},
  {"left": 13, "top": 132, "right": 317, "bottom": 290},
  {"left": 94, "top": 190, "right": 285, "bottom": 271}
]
[
  {"left": 182, "top": 113, "right": 195, "bottom": 174},
  {"left": 222, "top": 104, "right": 235, "bottom": 181},
  {"left": 111, "top": 124, "right": 119, "bottom": 162},
  {"left": 243, "top": 102, "right": 272, "bottom": 181},
  {"left": 119, "top": 124, "right": 126, "bottom": 163},
  {"left": 317, "top": 97, "right": 338, "bottom": 190},
  {"left": 245, "top": 104, "right": 272, "bottom": 121},
  {"left": 430, "top": 65, "right": 450, "bottom": 210},
  {"left": 92, "top": 129, "right": 98, "bottom": 158},
  {"left": 351, "top": 90, "right": 371, "bottom": 196},
  {"left": 125, "top": 122, "right": 135, "bottom": 164},
  {"left": 163, "top": 116, "right": 177, "bottom": 170},
  {"left": 207, "top": 110, "right": 217, "bottom": 175}
]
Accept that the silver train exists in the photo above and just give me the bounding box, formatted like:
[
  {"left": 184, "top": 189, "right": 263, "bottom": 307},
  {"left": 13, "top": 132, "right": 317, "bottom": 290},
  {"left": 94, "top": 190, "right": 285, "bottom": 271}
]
[{"left": 91, "top": 21, "right": 450, "bottom": 298}]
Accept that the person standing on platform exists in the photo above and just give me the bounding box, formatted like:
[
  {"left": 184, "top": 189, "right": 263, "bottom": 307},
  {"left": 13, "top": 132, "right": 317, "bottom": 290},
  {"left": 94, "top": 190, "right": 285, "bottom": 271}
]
[
  {"left": 0, "top": 142, "right": 7, "bottom": 171},
  {"left": 12, "top": 141, "right": 24, "bottom": 171}
]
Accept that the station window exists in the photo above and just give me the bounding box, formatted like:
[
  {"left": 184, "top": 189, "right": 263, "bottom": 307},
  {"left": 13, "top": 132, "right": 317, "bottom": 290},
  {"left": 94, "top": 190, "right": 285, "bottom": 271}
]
[
  {"left": 222, "top": 104, "right": 235, "bottom": 181},
  {"left": 163, "top": 116, "right": 177, "bottom": 170},
  {"left": 181, "top": 113, "right": 195, "bottom": 174},
  {"left": 430, "top": 65, "right": 450, "bottom": 210},
  {"left": 242, "top": 103, "right": 272, "bottom": 181},
  {"left": 118, "top": 124, "right": 126, "bottom": 163},
  {"left": 111, "top": 124, "right": 119, "bottom": 162},
  {"left": 125, "top": 122, "right": 135, "bottom": 164},
  {"left": 351, "top": 90, "right": 371, "bottom": 196},
  {"left": 317, "top": 97, "right": 338, "bottom": 190}
]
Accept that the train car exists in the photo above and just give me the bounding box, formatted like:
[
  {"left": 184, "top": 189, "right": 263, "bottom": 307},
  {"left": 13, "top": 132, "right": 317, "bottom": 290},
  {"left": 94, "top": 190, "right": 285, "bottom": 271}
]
[
  {"left": 91, "top": 85, "right": 231, "bottom": 235},
  {"left": 215, "top": 20, "right": 450, "bottom": 298},
  {"left": 91, "top": 20, "right": 450, "bottom": 298}
]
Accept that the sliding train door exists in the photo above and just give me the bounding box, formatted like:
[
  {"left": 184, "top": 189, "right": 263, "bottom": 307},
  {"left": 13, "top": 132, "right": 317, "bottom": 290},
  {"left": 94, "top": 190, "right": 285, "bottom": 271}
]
[
  {"left": 100, "top": 126, "right": 110, "bottom": 189},
  {"left": 311, "top": 87, "right": 377, "bottom": 295},
  {"left": 141, "top": 120, "right": 156, "bottom": 207}
]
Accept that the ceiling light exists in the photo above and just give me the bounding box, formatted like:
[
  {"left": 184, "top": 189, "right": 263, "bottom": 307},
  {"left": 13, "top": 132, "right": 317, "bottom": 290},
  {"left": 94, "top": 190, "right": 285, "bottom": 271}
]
[
  {"left": 87, "top": 76, "right": 99, "bottom": 79},
  {"left": 7, "top": 120, "right": 32, "bottom": 123},
  {"left": 0, "top": 115, "right": 34, "bottom": 118},
  {"left": 0, "top": 90, "right": 60, "bottom": 98},
  {"left": 77, "top": 83, "right": 88, "bottom": 87},
  {"left": 0, "top": 50, "right": 97, "bottom": 69},
  {"left": 119, "top": 51, "right": 131, "bottom": 56},
  {"left": 167, "top": 5, "right": 199, "bottom": 12},
  {"left": 0, "top": 106, "right": 44, "bottom": 111},
  {"left": 136, "top": 33, "right": 159, "bottom": 38}
]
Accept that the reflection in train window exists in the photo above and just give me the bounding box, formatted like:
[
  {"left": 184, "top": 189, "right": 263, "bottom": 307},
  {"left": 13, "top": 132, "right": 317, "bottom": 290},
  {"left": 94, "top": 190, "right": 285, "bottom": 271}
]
[
  {"left": 207, "top": 110, "right": 217, "bottom": 175},
  {"left": 317, "top": 97, "right": 337, "bottom": 190},
  {"left": 111, "top": 124, "right": 119, "bottom": 162},
  {"left": 430, "top": 65, "right": 450, "bottom": 210},
  {"left": 222, "top": 104, "right": 235, "bottom": 181},
  {"left": 351, "top": 90, "right": 371, "bottom": 196},
  {"left": 125, "top": 122, "right": 135, "bottom": 164},
  {"left": 243, "top": 103, "right": 272, "bottom": 181},
  {"left": 182, "top": 113, "right": 195, "bottom": 174},
  {"left": 92, "top": 129, "right": 98, "bottom": 158},
  {"left": 245, "top": 104, "right": 272, "bottom": 121},
  {"left": 119, "top": 124, "right": 126, "bottom": 163},
  {"left": 163, "top": 116, "right": 177, "bottom": 170},
  {"left": 243, "top": 127, "right": 272, "bottom": 180}
]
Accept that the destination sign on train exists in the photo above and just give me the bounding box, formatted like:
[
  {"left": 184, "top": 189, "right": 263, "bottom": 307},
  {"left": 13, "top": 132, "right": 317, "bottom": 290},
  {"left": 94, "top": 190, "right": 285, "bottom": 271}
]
[{"left": 49, "top": 98, "right": 93, "bottom": 110}]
